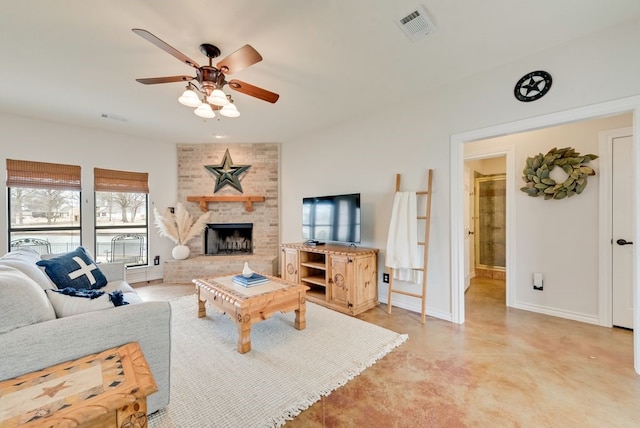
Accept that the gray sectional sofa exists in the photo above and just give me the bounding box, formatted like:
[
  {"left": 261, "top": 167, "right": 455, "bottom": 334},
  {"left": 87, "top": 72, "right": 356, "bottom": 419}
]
[{"left": 0, "top": 247, "right": 171, "bottom": 414}]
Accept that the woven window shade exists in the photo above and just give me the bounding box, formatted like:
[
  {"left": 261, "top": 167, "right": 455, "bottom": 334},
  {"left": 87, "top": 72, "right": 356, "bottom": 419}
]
[
  {"left": 6, "top": 159, "right": 81, "bottom": 191},
  {"left": 94, "top": 168, "right": 149, "bottom": 193}
]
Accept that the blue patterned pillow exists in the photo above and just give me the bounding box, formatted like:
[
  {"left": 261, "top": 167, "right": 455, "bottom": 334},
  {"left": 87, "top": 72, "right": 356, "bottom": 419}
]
[{"left": 37, "top": 247, "right": 108, "bottom": 290}]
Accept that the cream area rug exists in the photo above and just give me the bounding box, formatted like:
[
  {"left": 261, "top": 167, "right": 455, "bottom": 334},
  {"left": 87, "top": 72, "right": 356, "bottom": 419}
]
[{"left": 149, "top": 295, "right": 408, "bottom": 428}]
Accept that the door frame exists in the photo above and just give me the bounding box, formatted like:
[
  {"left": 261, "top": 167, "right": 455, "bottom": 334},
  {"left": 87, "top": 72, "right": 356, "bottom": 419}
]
[
  {"left": 450, "top": 95, "right": 640, "bottom": 374},
  {"left": 463, "top": 151, "right": 513, "bottom": 309}
]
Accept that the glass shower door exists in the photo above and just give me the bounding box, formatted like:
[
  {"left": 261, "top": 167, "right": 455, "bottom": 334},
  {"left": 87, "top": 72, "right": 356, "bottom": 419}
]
[{"left": 474, "top": 174, "right": 506, "bottom": 270}]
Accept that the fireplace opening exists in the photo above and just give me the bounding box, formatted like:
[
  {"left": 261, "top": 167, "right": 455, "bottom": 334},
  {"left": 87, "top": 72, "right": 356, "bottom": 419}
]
[{"left": 205, "top": 223, "right": 253, "bottom": 255}]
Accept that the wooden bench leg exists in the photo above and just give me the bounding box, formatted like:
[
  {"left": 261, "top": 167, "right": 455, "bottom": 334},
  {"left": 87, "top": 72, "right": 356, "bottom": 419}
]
[
  {"left": 237, "top": 312, "right": 252, "bottom": 353},
  {"left": 197, "top": 297, "right": 207, "bottom": 318},
  {"left": 295, "top": 294, "right": 307, "bottom": 330}
]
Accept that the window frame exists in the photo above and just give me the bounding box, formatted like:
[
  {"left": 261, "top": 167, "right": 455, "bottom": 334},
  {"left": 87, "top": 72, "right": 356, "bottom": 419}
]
[
  {"left": 93, "top": 168, "right": 150, "bottom": 267},
  {"left": 6, "top": 159, "right": 82, "bottom": 254}
]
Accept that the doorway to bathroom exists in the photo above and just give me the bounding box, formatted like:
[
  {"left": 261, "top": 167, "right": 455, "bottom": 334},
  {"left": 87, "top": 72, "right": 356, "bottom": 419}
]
[{"left": 464, "top": 156, "right": 507, "bottom": 307}]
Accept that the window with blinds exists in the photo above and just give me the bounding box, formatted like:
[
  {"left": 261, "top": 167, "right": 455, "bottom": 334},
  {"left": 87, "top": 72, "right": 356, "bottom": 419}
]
[
  {"left": 94, "top": 168, "right": 149, "bottom": 267},
  {"left": 6, "top": 159, "right": 82, "bottom": 255}
]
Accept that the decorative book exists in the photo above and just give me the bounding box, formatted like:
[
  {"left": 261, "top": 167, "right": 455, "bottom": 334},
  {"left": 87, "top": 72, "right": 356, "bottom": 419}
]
[{"left": 233, "top": 273, "right": 269, "bottom": 287}]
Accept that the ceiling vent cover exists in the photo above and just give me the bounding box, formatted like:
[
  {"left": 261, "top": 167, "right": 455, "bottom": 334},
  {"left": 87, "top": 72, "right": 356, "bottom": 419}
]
[{"left": 396, "top": 5, "right": 436, "bottom": 42}]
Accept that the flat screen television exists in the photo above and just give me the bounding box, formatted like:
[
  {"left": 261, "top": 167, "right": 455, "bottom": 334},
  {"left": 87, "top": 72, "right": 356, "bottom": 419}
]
[{"left": 302, "top": 193, "right": 361, "bottom": 244}]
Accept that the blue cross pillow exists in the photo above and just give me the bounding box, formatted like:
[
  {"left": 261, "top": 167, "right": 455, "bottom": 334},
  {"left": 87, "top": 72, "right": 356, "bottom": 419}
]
[{"left": 37, "top": 247, "right": 108, "bottom": 290}]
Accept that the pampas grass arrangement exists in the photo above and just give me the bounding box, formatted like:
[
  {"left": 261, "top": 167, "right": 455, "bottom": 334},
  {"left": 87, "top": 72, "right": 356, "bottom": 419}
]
[{"left": 153, "top": 202, "right": 211, "bottom": 245}]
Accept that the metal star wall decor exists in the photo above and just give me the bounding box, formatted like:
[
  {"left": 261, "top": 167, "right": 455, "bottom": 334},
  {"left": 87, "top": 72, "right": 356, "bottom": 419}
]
[
  {"left": 514, "top": 70, "right": 552, "bottom": 102},
  {"left": 205, "top": 149, "right": 251, "bottom": 193}
]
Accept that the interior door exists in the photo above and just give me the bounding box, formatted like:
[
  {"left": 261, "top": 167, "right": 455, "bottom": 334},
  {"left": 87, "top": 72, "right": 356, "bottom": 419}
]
[
  {"left": 612, "top": 135, "right": 634, "bottom": 329},
  {"left": 464, "top": 166, "right": 473, "bottom": 290}
]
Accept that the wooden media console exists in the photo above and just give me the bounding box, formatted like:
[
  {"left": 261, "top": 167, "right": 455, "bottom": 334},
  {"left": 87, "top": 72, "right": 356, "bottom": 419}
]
[{"left": 280, "top": 242, "right": 379, "bottom": 316}]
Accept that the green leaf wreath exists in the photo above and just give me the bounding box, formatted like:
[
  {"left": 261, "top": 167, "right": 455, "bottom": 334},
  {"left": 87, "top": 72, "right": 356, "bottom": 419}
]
[{"left": 520, "top": 147, "right": 598, "bottom": 200}]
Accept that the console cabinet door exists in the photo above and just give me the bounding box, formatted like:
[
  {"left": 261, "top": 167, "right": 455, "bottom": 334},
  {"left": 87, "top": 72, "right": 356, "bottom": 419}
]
[
  {"left": 328, "top": 254, "right": 352, "bottom": 311},
  {"left": 353, "top": 255, "right": 378, "bottom": 308},
  {"left": 281, "top": 247, "right": 299, "bottom": 284}
]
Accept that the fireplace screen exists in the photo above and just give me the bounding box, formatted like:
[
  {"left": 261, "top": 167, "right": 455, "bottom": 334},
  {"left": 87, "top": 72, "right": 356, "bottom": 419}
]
[{"left": 205, "top": 223, "right": 253, "bottom": 255}]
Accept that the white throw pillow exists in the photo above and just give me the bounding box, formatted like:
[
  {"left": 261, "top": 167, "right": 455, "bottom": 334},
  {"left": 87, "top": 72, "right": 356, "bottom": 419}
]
[
  {"left": 0, "top": 265, "right": 56, "bottom": 334},
  {"left": 45, "top": 289, "right": 114, "bottom": 318},
  {"left": 103, "top": 280, "right": 136, "bottom": 294},
  {"left": 122, "top": 291, "right": 143, "bottom": 305},
  {"left": 0, "top": 247, "right": 55, "bottom": 290},
  {"left": 101, "top": 280, "right": 140, "bottom": 304}
]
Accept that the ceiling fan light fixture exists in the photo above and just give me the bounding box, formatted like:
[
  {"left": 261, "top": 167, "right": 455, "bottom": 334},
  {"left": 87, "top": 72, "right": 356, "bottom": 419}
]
[
  {"left": 178, "top": 87, "right": 202, "bottom": 107},
  {"left": 133, "top": 29, "right": 280, "bottom": 122},
  {"left": 220, "top": 103, "right": 240, "bottom": 118},
  {"left": 209, "top": 88, "right": 229, "bottom": 106},
  {"left": 194, "top": 102, "right": 216, "bottom": 118}
]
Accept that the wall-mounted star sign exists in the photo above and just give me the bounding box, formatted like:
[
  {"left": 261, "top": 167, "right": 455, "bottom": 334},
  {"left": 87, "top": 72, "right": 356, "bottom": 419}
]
[{"left": 205, "top": 149, "right": 251, "bottom": 193}]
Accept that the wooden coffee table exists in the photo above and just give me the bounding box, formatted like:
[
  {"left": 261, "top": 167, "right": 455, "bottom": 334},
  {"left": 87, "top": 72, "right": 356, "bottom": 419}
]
[
  {"left": 193, "top": 274, "right": 308, "bottom": 353},
  {"left": 0, "top": 342, "right": 156, "bottom": 427}
]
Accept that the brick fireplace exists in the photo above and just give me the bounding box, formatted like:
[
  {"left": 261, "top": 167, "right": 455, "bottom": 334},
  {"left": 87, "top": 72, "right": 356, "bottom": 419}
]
[{"left": 163, "top": 143, "right": 279, "bottom": 283}]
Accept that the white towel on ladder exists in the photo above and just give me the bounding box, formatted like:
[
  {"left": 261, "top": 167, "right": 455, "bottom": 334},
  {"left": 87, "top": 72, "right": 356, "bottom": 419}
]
[{"left": 385, "top": 191, "right": 422, "bottom": 284}]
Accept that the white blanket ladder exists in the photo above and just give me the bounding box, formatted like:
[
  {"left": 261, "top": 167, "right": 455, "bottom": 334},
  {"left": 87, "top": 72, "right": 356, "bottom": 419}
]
[{"left": 387, "top": 169, "right": 433, "bottom": 324}]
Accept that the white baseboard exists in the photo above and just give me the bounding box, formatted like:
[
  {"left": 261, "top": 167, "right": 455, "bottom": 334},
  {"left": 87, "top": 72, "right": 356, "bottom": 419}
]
[
  {"left": 125, "top": 266, "right": 163, "bottom": 284},
  {"left": 512, "top": 301, "right": 601, "bottom": 326},
  {"left": 379, "top": 294, "right": 453, "bottom": 322}
]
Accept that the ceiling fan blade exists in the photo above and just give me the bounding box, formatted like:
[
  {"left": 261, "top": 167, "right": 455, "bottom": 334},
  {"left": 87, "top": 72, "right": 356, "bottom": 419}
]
[
  {"left": 136, "top": 76, "right": 193, "bottom": 85},
  {"left": 132, "top": 28, "right": 200, "bottom": 69},
  {"left": 228, "top": 79, "right": 279, "bottom": 103},
  {"left": 217, "top": 45, "right": 262, "bottom": 75}
]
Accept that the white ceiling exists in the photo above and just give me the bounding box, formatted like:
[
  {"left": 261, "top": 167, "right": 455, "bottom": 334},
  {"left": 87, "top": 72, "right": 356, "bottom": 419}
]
[{"left": 2, "top": 0, "right": 640, "bottom": 144}]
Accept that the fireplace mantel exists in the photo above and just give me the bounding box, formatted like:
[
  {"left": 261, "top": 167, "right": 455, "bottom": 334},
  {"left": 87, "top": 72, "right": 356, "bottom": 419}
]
[{"left": 187, "top": 195, "right": 266, "bottom": 212}]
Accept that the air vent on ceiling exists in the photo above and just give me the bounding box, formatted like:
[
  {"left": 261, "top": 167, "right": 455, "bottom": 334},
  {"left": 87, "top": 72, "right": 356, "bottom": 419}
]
[
  {"left": 396, "top": 5, "right": 436, "bottom": 42},
  {"left": 101, "top": 113, "right": 127, "bottom": 122}
]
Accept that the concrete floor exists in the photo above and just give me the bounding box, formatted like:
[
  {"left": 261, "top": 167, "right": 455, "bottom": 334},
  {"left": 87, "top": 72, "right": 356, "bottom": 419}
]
[{"left": 134, "top": 277, "right": 640, "bottom": 427}]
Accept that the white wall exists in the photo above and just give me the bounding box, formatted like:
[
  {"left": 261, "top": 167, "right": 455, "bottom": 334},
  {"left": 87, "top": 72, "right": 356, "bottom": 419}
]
[
  {"left": 0, "top": 114, "right": 178, "bottom": 282},
  {"left": 466, "top": 114, "right": 632, "bottom": 322},
  {"left": 513, "top": 116, "right": 631, "bottom": 318},
  {"left": 280, "top": 17, "right": 640, "bottom": 320},
  {"left": 466, "top": 157, "right": 506, "bottom": 176}
]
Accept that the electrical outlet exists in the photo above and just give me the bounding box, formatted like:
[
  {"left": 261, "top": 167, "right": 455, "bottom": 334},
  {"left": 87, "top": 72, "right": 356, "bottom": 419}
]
[
  {"left": 533, "top": 272, "right": 543, "bottom": 291},
  {"left": 383, "top": 273, "right": 389, "bottom": 283},
  {"left": 154, "top": 255, "right": 160, "bottom": 266}
]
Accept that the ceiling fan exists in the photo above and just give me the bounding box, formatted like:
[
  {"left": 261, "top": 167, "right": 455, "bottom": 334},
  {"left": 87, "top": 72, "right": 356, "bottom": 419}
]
[{"left": 132, "top": 28, "right": 279, "bottom": 118}]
